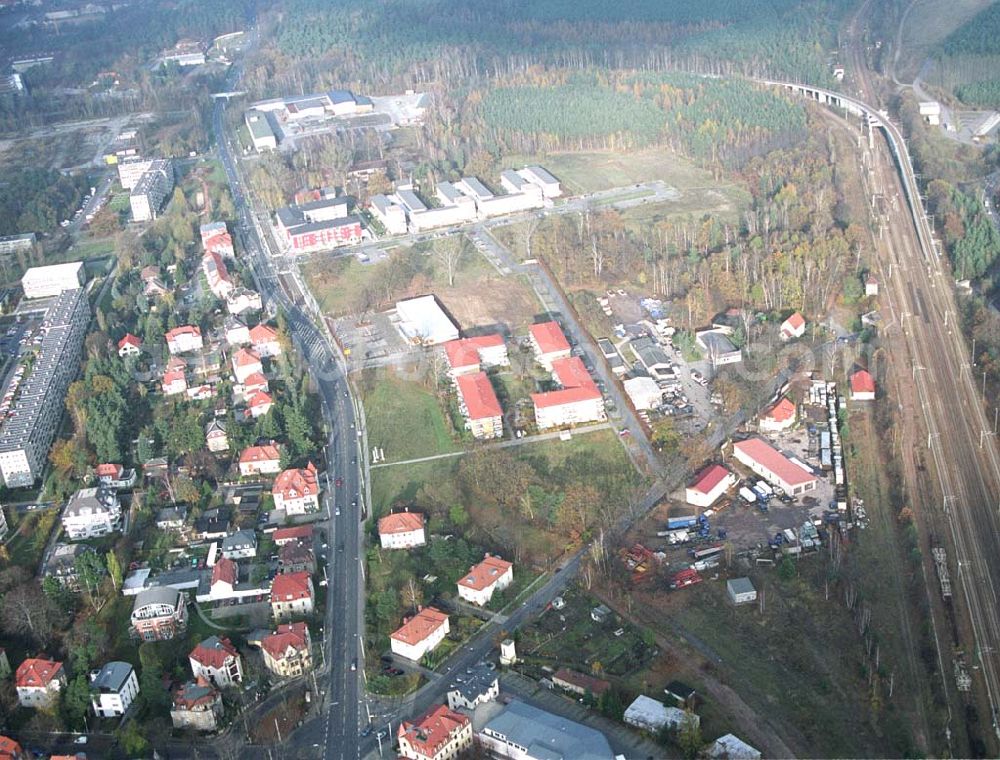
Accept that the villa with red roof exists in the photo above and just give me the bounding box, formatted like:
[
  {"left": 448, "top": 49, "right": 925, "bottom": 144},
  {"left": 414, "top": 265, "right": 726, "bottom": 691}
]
[
  {"left": 685, "top": 463, "right": 737, "bottom": 508},
  {"left": 171, "top": 677, "right": 224, "bottom": 732},
  {"left": 271, "top": 572, "right": 314, "bottom": 620},
  {"left": 165, "top": 325, "right": 203, "bottom": 355},
  {"left": 443, "top": 334, "right": 508, "bottom": 376},
  {"left": 378, "top": 511, "right": 426, "bottom": 550},
  {"left": 273, "top": 525, "right": 313, "bottom": 546},
  {"left": 162, "top": 367, "right": 187, "bottom": 396},
  {"left": 531, "top": 356, "right": 606, "bottom": 430},
  {"left": 850, "top": 369, "right": 876, "bottom": 401},
  {"left": 210, "top": 557, "right": 238, "bottom": 598},
  {"left": 231, "top": 347, "right": 263, "bottom": 384},
  {"left": 0, "top": 736, "right": 24, "bottom": 760},
  {"left": 239, "top": 444, "right": 282, "bottom": 476},
  {"left": 237, "top": 371, "right": 269, "bottom": 400},
  {"left": 249, "top": 323, "right": 282, "bottom": 357},
  {"left": 117, "top": 333, "right": 142, "bottom": 357},
  {"left": 780, "top": 312, "right": 806, "bottom": 340},
  {"left": 732, "top": 437, "right": 818, "bottom": 496},
  {"left": 202, "top": 251, "right": 234, "bottom": 300},
  {"left": 390, "top": 607, "right": 450, "bottom": 662},
  {"left": 455, "top": 371, "right": 503, "bottom": 439},
  {"left": 528, "top": 321, "right": 571, "bottom": 370},
  {"left": 272, "top": 463, "right": 320, "bottom": 515},
  {"left": 189, "top": 636, "right": 243, "bottom": 688},
  {"left": 247, "top": 390, "right": 274, "bottom": 418},
  {"left": 15, "top": 658, "right": 66, "bottom": 709},
  {"left": 759, "top": 397, "right": 797, "bottom": 433},
  {"left": 397, "top": 704, "right": 473, "bottom": 760},
  {"left": 456, "top": 555, "right": 513, "bottom": 606},
  {"left": 260, "top": 622, "right": 312, "bottom": 678}
]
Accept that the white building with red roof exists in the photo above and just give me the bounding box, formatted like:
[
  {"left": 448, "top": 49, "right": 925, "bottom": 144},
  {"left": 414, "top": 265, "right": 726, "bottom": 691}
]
[
  {"left": 455, "top": 371, "right": 503, "bottom": 439},
  {"left": 531, "top": 356, "right": 606, "bottom": 430},
  {"left": 249, "top": 323, "right": 282, "bottom": 358},
  {"left": 272, "top": 463, "right": 320, "bottom": 515},
  {"left": 780, "top": 312, "right": 806, "bottom": 341},
  {"left": 189, "top": 636, "right": 243, "bottom": 688},
  {"left": 202, "top": 251, "right": 234, "bottom": 300},
  {"left": 162, "top": 367, "right": 187, "bottom": 396},
  {"left": 397, "top": 704, "right": 473, "bottom": 760},
  {"left": 528, "top": 321, "right": 571, "bottom": 370},
  {"left": 260, "top": 622, "right": 312, "bottom": 678},
  {"left": 378, "top": 511, "right": 426, "bottom": 550},
  {"left": 456, "top": 555, "right": 513, "bottom": 606},
  {"left": 273, "top": 525, "right": 313, "bottom": 546},
  {"left": 15, "top": 658, "right": 66, "bottom": 708},
  {"left": 271, "top": 571, "right": 314, "bottom": 620},
  {"left": 850, "top": 370, "right": 875, "bottom": 401},
  {"left": 247, "top": 390, "right": 274, "bottom": 418},
  {"left": 390, "top": 607, "right": 450, "bottom": 661},
  {"left": 236, "top": 370, "right": 269, "bottom": 398},
  {"left": 231, "top": 347, "right": 263, "bottom": 384},
  {"left": 238, "top": 444, "right": 282, "bottom": 476},
  {"left": 732, "top": 437, "right": 818, "bottom": 496},
  {"left": 201, "top": 222, "right": 235, "bottom": 258},
  {"left": 685, "top": 464, "right": 737, "bottom": 508},
  {"left": 443, "top": 334, "right": 508, "bottom": 376},
  {"left": 117, "top": 333, "right": 142, "bottom": 357},
  {"left": 759, "top": 397, "right": 797, "bottom": 433},
  {"left": 209, "top": 557, "right": 239, "bottom": 599},
  {"left": 165, "top": 325, "right": 203, "bottom": 355}
]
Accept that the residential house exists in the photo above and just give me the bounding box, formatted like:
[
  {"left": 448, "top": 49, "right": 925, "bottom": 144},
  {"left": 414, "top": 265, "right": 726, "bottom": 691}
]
[
  {"left": 231, "top": 348, "right": 263, "bottom": 384},
  {"left": 455, "top": 371, "right": 503, "bottom": 440},
  {"left": 272, "top": 463, "right": 320, "bottom": 515},
  {"left": 531, "top": 356, "right": 605, "bottom": 430},
  {"left": 780, "top": 312, "right": 806, "bottom": 341},
  {"left": 221, "top": 530, "right": 257, "bottom": 560},
  {"left": 205, "top": 419, "right": 229, "bottom": 452},
  {"left": 236, "top": 371, "right": 269, "bottom": 400},
  {"left": 130, "top": 587, "right": 188, "bottom": 641},
  {"left": 456, "top": 555, "right": 513, "bottom": 606},
  {"left": 206, "top": 557, "right": 239, "bottom": 601},
  {"left": 528, "top": 321, "right": 571, "bottom": 370},
  {"left": 144, "top": 276, "right": 169, "bottom": 298},
  {"left": 226, "top": 288, "right": 262, "bottom": 315},
  {"left": 225, "top": 317, "right": 251, "bottom": 346},
  {"left": 390, "top": 607, "right": 449, "bottom": 661},
  {"left": 162, "top": 367, "right": 188, "bottom": 396},
  {"left": 89, "top": 661, "right": 139, "bottom": 719},
  {"left": 195, "top": 507, "right": 232, "bottom": 540},
  {"left": 260, "top": 622, "right": 312, "bottom": 678},
  {"left": 62, "top": 487, "right": 121, "bottom": 540},
  {"left": 443, "top": 334, "right": 508, "bottom": 376},
  {"left": 189, "top": 636, "right": 243, "bottom": 688},
  {"left": 552, "top": 668, "right": 610, "bottom": 698},
  {"left": 446, "top": 664, "right": 499, "bottom": 711},
  {"left": 850, "top": 369, "right": 876, "bottom": 401},
  {"left": 186, "top": 383, "right": 214, "bottom": 401},
  {"left": 278, "top": 538, "right": 315, "bottom": 573},
  {"left": 270, "top": 571, "right": 314, "bottom": 620},
  {"left": 249, "top": 323, "right": 282, "bottom": 357},
  {"left": 378, "top": 511, "right": 426, "bottom": 550},
  {"left": 759, "top": 397, "right": 797, "bottom": 433},
  {"left": 239, "top": 444, "right": 282, "bottom": 476},
  {"left": 117, "top": 333, "right": 142, "bottom": 357},
  {"left": 247, "top": 391, "right": 274, "bottom": 418},
  {"left": 155, "top": 505, "right": 188, "bottom": 531},
  {"left": 171, "top": 678, "right": 224, "bottom": 732},
  {"left": 0, "top": 736, "right": 24, "bottom": 760},
  {"left": 15, "top": 658, "right": 66, "bottom": 709},
  {"left": 865, "top": 275, "right": 879, "bottom": 296},
  {"left": 202, "top": 251, "right": 234, "bottom": 300},
  {"left": 273, "top": 525, "right": 313, "bottom": 546},
  {"left": 201, "top": 222, "right": 235, "bottom": 257},
  {"left": 95, "top": 463, "right": 136, "bottom": 489},
  {"left": 397, "top": 705, "right": 473, "bottom": 760},
  {"left": 165, "top": 325, "right": 203, "bottom": 355}
]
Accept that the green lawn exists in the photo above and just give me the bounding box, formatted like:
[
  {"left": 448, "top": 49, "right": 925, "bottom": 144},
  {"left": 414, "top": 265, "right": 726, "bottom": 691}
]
[
  {"left": 362, "top": 370, "right": 461, "bottom": 464},
  {"left": 109, "top": 192, "right": 131, "bottom": 212}
]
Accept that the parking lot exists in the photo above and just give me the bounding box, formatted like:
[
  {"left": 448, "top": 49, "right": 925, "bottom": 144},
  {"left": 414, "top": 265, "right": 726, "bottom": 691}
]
[{"left": 332, "top": 309, "right": 419, "bottom": 370}]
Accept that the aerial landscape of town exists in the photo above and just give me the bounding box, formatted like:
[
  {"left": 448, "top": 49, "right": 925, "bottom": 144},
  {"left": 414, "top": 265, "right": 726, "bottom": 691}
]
[{"left": 1, "top": 0, "right": 1000, "bottom": 758}]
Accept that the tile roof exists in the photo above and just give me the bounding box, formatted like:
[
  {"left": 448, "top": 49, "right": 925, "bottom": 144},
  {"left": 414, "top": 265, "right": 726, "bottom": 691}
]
[
  {"left": 763, "top": 397, "right": 796, "bottom": 422},
  {"left": 273, "top": 463, "right": 319, "bottom": 500},
  {"left": 248, "top": 390, "right": 274, "bottom": 409},
  {"left": 398, "top": 704, "right": 469, "bottom": 758},
  {"left": 455, "top": 371, "right": 502, "bottom": 420},
  {"left": 391, "top": 607, "right": 448, "bottom": 645},
  {"left": 233, "top": 347, "right": 261, "bottom": 367},
  {"left": 190, "top": 636, "right": 239, "bottom": 669},
  {"left": 532, "top": 356, "right": 601, "bottom": 409},
  {"left": 249, "top": 323, "right": 278, "bottom": 343},
  {"left": 378, "top": 511, "right": 425, "bottom": 535},
  {"left": 271, "top": 571, "right": 312, "bottom": 602},
  {"left": 459, "top": 555, "right": 512, "bottom": 591},
  {"left": 15, "top": 658, "right": 63, "bottom": 689},
  {"left": 118, "top": 333, "right": 141, "bottom": 350},
  {"left": 273, "top": 525, "right": 313, "bottom": 543},
  {"left": 173, "top": 677, "right": 220, "bottom": 709},
  {"left": 554, "top": 668, "right": 611, "bottom": 696},
  {"left": 260, "top": 622, "right": 309, "bottom": 659},
  {"left": 443, "top": 334, "right": 504, "bottom": 369},
  {"left": 165, "top": 325, "right": 201, "bottom": 342},
  {"left": 239, "top": 444, "right": 281, "bottom": 464},
  {"left": 211, "top": 557, "right": 238, "bottom": 587},
  {"left": 783, "top": 312, "right": 805, "bottom": 331},
  {"left": 850, "top": 369, "right": 875, "bottom": 394},
  {"left": 530, "top": 321, "right": 570, "bottom": 355}
]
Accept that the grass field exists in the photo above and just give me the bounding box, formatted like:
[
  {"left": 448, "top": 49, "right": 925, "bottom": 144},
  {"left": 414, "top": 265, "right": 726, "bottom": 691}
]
[
  {"left": 505, "top": 148, "right": 730, "bottom": 194},
  {"left": 361, "top": 369, "right": 461, "bottom": 463}
]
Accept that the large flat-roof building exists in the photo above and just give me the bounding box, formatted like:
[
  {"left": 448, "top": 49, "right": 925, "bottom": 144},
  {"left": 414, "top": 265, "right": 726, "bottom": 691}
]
[
  {"left": 518, "top": 166, "right": 563, "bottom": 198},
  {"left": 245, "top": 110, "right": 277, "bottom": 151},
  {"left": 370, "top": 194, "right": 408, "bottom": 235},
  {"left": 274, "top": 198, "right": 362, "bottom": 253},
  {"left": 21, "top": 261, "right": 84, "bottom": 299},
  {"left": 732, "top": 437, "right": 818, "bottom": 495},
  {"left": 395, "top": 295, "right": 460, "bottom": 346},
  {"left": 476, "top": 700, "right": 615, "bottom": 760},
  {"left": 130, "top": 159, "right": 174, "bottom": 222},
  {"left": 0, "top": 288, "right": 89, "bottom": 487},
  {"left": 0, "top": 233, "right": 36, "bottom": 258}
]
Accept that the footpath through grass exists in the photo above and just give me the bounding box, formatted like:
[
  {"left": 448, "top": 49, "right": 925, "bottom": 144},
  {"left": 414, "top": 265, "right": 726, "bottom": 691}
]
[{"left": 361, "top": 370, "right": 460, "bottom": 463}]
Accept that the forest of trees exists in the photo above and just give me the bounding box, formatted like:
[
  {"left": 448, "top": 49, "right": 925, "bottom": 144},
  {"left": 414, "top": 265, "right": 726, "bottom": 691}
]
[
  {"left": 954, "top": 80, "right": 1000, "bottom": 109},
  {"left": 926, "top": 179, "right": 1000, "bottom": 282},
  {"left": 0, "top": 169, "right": 87, "bottom": 236},
  {"left": 940, "top": 3, "right": 1000, "bottom": 57}
]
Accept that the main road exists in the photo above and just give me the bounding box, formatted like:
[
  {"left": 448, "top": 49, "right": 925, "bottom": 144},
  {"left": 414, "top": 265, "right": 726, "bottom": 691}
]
[{"left": 212, "top": 48, "right": 366, "bottom": 759}]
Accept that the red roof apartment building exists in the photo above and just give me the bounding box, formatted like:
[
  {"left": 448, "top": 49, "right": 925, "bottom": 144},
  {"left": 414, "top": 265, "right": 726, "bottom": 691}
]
[
  {"left": 272, "top": 463, "right": 320, "bottom": 515},
  {"left": 189, "top": 636, "right": 243, "bottom": 689},
  {"left": 261, "top": 622, "right": 312, "bottom": 678},
  {"left": 397, "top": 704, "right": 473, "bottom": 760},
  {"left": 456, "top": 555, "right": 513, "bottom": 606},
  {"left": 391, "top": 607, "right": 450, "bottom": 662},
  {"left": 443, "top": 334, "right": 508, "bottom": 376},
  {"left": 270, "top": 571, "right": 314, "bottom": 620},
  {"left": 378, "top": 511, "right": 427, "bottom": 550},
  {"left": 528, "top": 321, "right": 571, "bottom": 370},
  {"left": 455, "top": 371, "right": 503, "bottom": 440},
  {"left": 531, "top": 356, "right": 606, "bottom": 430}
]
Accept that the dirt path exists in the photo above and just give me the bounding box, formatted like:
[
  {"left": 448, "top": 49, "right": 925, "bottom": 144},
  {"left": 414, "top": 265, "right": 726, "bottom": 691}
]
[{"left": 591, "top": 588, "right": 798, "bottom": 759}]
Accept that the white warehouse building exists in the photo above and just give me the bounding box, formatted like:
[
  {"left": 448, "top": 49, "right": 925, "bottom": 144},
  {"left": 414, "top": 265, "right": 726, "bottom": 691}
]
[
  {"left": 21, "top": 262, "right": 85, "bottom": 299},
  {"left": 395, "top": 295, "right": 460, "bottom": 345}
]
